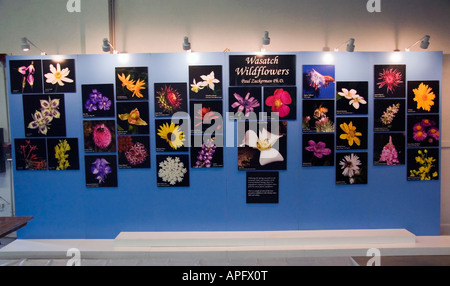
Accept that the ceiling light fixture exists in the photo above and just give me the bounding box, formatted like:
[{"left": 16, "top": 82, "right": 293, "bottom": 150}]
[
  {"left": 261, "top": 31, "right": 270, "bottom": 52},
  {"left": 21, "top": 37, "right": 46, "bottom": 55},
  {"left": 405, "top": 35, "right": 430, "bottom": 51},
  {"left": 334, "top": 38, "right": 355, "bottom": 52},
  {"left": 183, "top": 36, "right": 191, "bottom": 52},
  {"left": 102, "top": 38, "right": 118, "bottom": 54}
]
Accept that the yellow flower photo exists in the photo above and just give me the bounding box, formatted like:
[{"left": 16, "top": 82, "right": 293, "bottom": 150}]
[
  {"left": 413, "top": 82, "right": 435, "bottom": 112},
  {"left": 157, "top": 122, "right": 185, "bottom": 150},
  {"left": 339, "top": 121, "right": 362, "bottom": 147}
]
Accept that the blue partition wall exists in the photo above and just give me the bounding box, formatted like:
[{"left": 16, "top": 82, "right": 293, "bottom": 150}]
[{"left": 7, "top": 51, "right": 442, "bottom": 238}]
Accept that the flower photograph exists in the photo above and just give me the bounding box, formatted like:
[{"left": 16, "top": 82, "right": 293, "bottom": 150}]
[
  {"left": 83, "top": 120, "right": 116, "bottom": 153},
  {"left": 302, "top": 133, "right": 334, "bottom": 167},
  {"left": 264, "top": 87, "right": 297, "bottom": 120},
  {"left": 190, "top": 134, "right": 223, "bottom": 168},
  {"left": 407, "top": 81, "right": 439, "bottom": 114},
  {"left": 43, "top": 59, "right": 76, "bottom": 93},
  {"left": 302, "top": 99, "right": 335, "bottom": 133},
  {"left": 336, "top": 152, "right": 368, "bottom": 185},
  {"left": 154, "top": 82, "right": 188, "bottom": 116},
  {"left": 407, "top": 148, "right": 439, "bottom": 181},
  {"left": 407, "top": 115, "right": 440, "bottom": 147},
  {"left": 336, "top": 82, "right": 368, "bottom": 115},
  {"left": 374, "top": 99, "right": 405, "bottom": 132},
  {"left": 155, "top": 119, "right": 189, "bottom": 152},
  {"left": 116, "top": 67, "right": 148, "bottom": 100},
  {"left": 373, "top": 133, "right": 405, "bottom": 166},
  {"left": 14, "top": 138, "right": 47, "bottom": 171},
  {"left": 336, "top": 117, "right": 368, "bottom": 150},
  {"left": 82, "top": 84, "right": 115, "bottom": 118},
  {"left": 189, "top": 65, "right": 223, "bottom": 99},
  {"left": 228, "top": 86, "right": 262, "bottom": 120},
  {"left": 302, "top": 65, "right": 335, "bottom": 99},
  {"left": 9, "top": 59, "right": 43, "bottom": 94},
  {"left": 157, "top": 155, "right": 190, "bottom": 187},
  {"left": 190, "top": 100, "right": 223, "bottom": 134},
  {"left": 374, "top": 65, "right": 406, "bottom": 98},
  {"left": 118, "top": 136, "right": 150, "bottom": 169},
  {"left": 85, "top": 155, "right": 118, "bottom": 188},
  {"left": 46, "top": 138, "right": 80, "bottom": 171},
  {"left": 238, "top": 121, "right": 287, "bottom": 170},
  {"left": 23, "top": 94, "right": 66, "bottom": 137},
  {"left": 117, "top": 102, "right": 149, "bottom": 135}
]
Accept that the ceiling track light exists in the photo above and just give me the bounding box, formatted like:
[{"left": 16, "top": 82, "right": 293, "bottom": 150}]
[
  {"left": 334, "top": 38, "right": 355, "bottom": 52},
  {"left": 405, "top": 35, "right": 430, "bottom": 51},
  {"left": 21, "top": 37, "right": 46, "bottom": 55},
  {"left": 183, "top": 36, "right": 191, "bottom": 52},
  {"left": 102, "top": 38, "right": 118, "bottom": 54},
  {"left": 261, "top": 31, "right": 270, "bottom": 52}
]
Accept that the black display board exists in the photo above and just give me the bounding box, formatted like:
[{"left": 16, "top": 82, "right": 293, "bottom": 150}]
[{"left": 246, "top": 172, "right": 279, "bottom": 204}]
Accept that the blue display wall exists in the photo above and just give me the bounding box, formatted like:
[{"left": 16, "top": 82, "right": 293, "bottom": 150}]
[{"left": 6, "top": 51, "right": 442, "bottom": 238}]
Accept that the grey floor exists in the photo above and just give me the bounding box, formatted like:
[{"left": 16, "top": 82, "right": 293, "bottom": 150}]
[{"left": 0, "top": 237, "right": 357, "bottom": 266}]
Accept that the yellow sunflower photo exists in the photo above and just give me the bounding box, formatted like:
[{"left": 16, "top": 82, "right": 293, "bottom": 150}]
[{"left": 157, "top": 122, "right": 185, "bottom": 150}]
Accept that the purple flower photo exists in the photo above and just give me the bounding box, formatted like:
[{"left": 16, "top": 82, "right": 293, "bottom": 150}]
[{"left": 82, "top": 84, "right": 115, "bottom": 118}]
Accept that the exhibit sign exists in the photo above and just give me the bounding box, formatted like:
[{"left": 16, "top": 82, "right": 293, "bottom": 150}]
[{"left": 229, "top": 55, "right": 296, "bottom": 86}]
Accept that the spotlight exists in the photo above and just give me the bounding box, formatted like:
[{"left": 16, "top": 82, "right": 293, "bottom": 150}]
[
  {"left": 183, "top": 36, "right": 191, "bottom": 52},
  {"left": 334, "top": 38, "right": 355, "bottom": 52},
  {"left": 21, "top": 37, "right": 46, "bottom": 55},
  {"left": 102, "top": 38, "right": 118, "bottom": 54},
  {"left": 405, "top": 35, "right": 430, "bottom": 51},
  {"left": 262, "top": 31, "right": 271, "bottom": 46}
]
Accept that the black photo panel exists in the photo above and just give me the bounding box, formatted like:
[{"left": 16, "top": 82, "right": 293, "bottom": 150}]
[
  {"left": 238, "top": 121, "right": 287, "bottom": 171},
  {"left": 302, "top": 133, "right": 334, "bottom": 167},
  {"left": 302, "top": 65, "right": 335, "bottom": 99},
  {"left": 407, "top": 115, "right": 440, "bottom": 148},
  {"left": 191, "top": 134, "right": 224, "bottom": 168},
  {"left": 407, "top": 81, "right": 440, "bottom": 114},
  {"left": 23, "top": 94, "right": 66, "bottom": 137},
  {"left": 374, "top": 65, "right": 406, "bottom": 98},
  {"left": 43, "top": 59, "right": 76, "bottom": 93},
  {"left": 229, "top": 86, "right": 262, "bottom": 120},
  {"left": 336, "top": 117, "right": 368, "bottom": 150},
  {"left": 9, "top": 59, "right": 43, "bottom": 94},
  {"left": 263, "top": 86, "right": 297, "bottom": 120},
  {"left": 85, "top": 155, "right": 118, "bottom": 188},
  {"left": 190, "top": 100, "right": 223, "bottom": 134},
  {"left": 47, "top": 138, "right": 80, "bottom": 171},
  {"left": 407, "top": 148, "right": 439, "bottom": 181},
  {"left": 155, "top": 118, "right": 189, "bottom": 152},
  {"left": 83, "top": 120, "right": 116, "bottom": 153},
  {"left": 14, "top": 138, "right": 47, "bottom": 171},
  {"left": 336, "top": 152, "right": 368, "bottom": 185},
  {"left": 189, "top": 65, "right": 223, "bottom": 99},
  {"left": 116, "top": 67, "right": 149, "bottom": 100},
  {"left": 156, "top": 155, "right": 190, "bottom": 187},
  {"left": 116, "top": 101, "right": 150, "bottom": 135},
  {"left": 336, "top": 81, "right": 369, "bottom": 115},
  {"left": 374, "top": 99, "right": 406, "bottom": 132},
  {"left": 117, "top": 136, "right": 151, "bottom": 169},
  {"left": 373, "top": 133, "right": 405, "bottom": 166},
  {"left": 82, "top": 84, "right": 115, "bottom": 118},
  {"left": 302, "top": 99, "right": 335, "bottom": 133},
  {"left": 154, "top": 82, "right": 188, "bottom": 117}
]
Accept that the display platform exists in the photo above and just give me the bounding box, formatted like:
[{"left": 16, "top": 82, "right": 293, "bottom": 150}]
[
  {"left": 1, "top": 229, "right": 450, "bottom": 264},
  {"left": 114, "top": 229, "right": 416, "bottom": 247}
]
